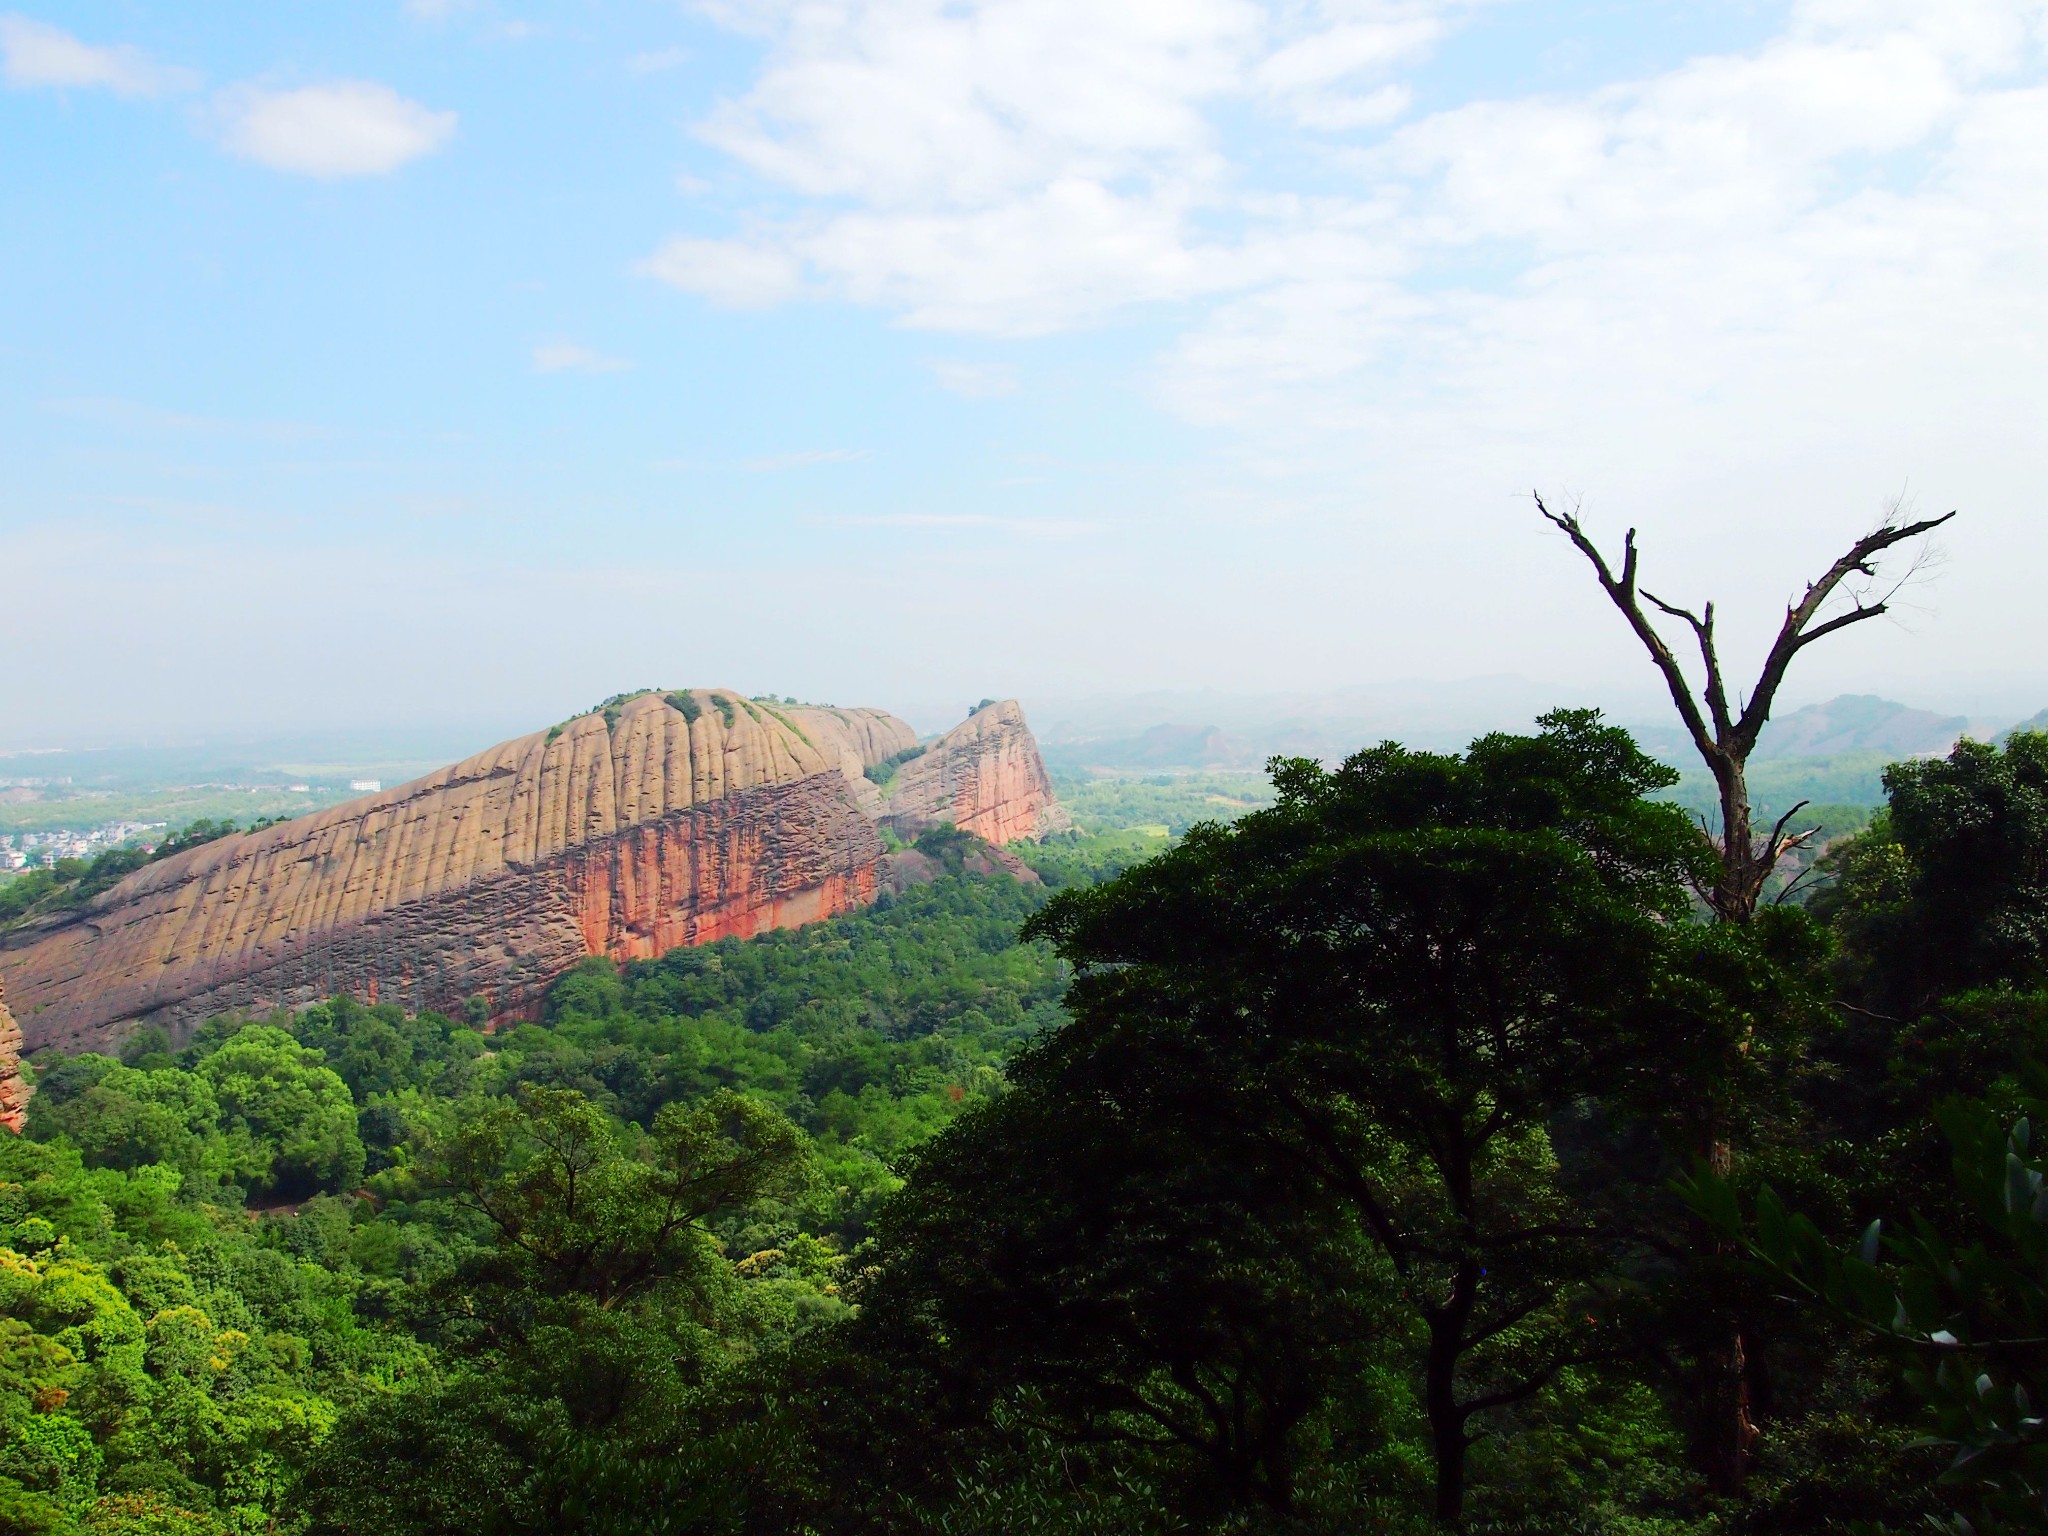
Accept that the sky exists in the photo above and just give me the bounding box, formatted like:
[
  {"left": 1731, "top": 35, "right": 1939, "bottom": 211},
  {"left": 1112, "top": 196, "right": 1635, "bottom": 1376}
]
[{"left": 2, "top": 0, "right": 2045, "bottom": 748}]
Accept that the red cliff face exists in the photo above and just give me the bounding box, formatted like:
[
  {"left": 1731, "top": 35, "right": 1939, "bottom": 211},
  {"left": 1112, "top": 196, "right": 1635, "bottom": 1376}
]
[
  {"left": 883, "top": 700, "right": 1072, "bottom": 845},
  {"left": 0, "top": 979, "right": 27, "bottom": 1133},
  {"left": 0, "top": 691, "right": 880, "bottom": 1054}
]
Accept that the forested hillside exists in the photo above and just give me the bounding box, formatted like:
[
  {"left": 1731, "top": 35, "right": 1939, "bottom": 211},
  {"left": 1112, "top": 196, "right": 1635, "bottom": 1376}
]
[{"left": 6, "top": 726, "right": 2048, "bottom": 1534}]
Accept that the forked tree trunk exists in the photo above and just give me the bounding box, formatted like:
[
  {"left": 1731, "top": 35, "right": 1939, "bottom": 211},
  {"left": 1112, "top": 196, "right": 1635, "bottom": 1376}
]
[{"left": 1537, "top": 495, "right": 1953, "bottom": 1490}]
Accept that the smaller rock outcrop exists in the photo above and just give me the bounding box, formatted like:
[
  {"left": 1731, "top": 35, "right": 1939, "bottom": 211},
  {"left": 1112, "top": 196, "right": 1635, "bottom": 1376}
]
[
  {"left": 884, "top": 701, "right": 1071, "bottom": 845},
  {"left": 878, "top": 832, "right": 1041, "bottom": 894},
  {"left": 0, "top": 979, "right": 28, "bottom": 1133}
]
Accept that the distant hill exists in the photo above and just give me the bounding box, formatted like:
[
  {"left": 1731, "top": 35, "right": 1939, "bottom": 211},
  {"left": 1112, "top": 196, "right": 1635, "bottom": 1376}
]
[
  {"left": 2002, "top": 708, "right": 2048, "bottom": 741},
  {"left": 1043, "top": 722, "right": 1253, "bottom": 772},
  {"left": 1754, "top": 694, "right": 1970, "bottom": 760},
  {"left": 1030, "top": 690, "right": 2045, "bottom": 797}
]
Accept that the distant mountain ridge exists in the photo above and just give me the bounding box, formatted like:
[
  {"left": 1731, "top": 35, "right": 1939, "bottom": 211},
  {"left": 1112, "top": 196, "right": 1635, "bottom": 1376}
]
[
  {"left": 1752, "top": 694, "right": 1972, "bottom": 760},
  {"left": 1039, "top": 691, "right": 2037, "bottom": 775},
  {"left": 2002, "top": 708, "right": 2048, "bottom": 742}
]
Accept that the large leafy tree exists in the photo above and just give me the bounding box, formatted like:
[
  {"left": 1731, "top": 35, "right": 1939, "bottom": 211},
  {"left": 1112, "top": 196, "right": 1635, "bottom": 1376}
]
[
  {"left": 425, "top": 1084, "right": 812, "bottom": 1310},
  {"left": 191, "top": 1026, "right": 364, "bottom": 1199},
  {"left": 887, "top": 711, "right": 1717, "bottom": 1524},
  {"left": 872, "top": 1034, "right": 1385, "bottom": 1520}
]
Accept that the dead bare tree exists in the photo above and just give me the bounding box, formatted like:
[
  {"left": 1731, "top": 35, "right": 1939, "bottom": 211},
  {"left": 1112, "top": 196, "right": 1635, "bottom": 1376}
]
[
  {"left": 1536, "top": 493, "right": 1954, "bottom": 921},
  {"left": 1538, "top": 492, "right": 1953, "bottom": 1494}
]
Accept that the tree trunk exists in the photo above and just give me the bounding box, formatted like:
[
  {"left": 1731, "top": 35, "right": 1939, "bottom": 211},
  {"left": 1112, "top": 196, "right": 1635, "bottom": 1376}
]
[
  {"left": 1425, "top": 1263, "right": 1478, "bottom": 1526},
  {"left": 1689, "top": 1129, "right": 1757, "bottom": 1492},
  {"left": 1712, "top": 763, "right": 1761, "bottom": 922},
  {"left": 1698, "top": 767, "right": 1765, "bottom": 1487}
]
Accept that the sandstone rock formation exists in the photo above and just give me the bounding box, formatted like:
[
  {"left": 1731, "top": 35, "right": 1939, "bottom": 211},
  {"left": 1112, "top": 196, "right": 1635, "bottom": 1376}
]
[
  {"left": 0, "top": 979, "right": 28, "bottom": 1133},
  {"left": 0, "top": 691, "right": 1069, "bottom": 1058},
  {"left": 0, "top": 691, "right": 879, "bottom": 1054},
  {"left": 883, "top": 700, "right": 1072, "bottom": 845}
]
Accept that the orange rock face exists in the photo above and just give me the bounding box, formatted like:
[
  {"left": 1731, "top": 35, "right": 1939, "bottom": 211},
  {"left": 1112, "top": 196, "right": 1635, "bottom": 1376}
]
[
  {"left": 0, "top": 979, "right": 27, "bottom": 1133},
  {"left": 0, "top": 691, "right": 881, "bottom": 1054},
  {"left": 883, "top": 700, "right": 1071, "bottom": 844}
]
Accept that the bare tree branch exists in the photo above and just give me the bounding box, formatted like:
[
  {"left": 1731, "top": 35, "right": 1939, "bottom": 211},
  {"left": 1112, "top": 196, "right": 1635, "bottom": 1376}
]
[
  {"left": 1641, "top": 591, "right": 1734, "bottom": 738},
  {"left": 1535, "top": 493, "right": 1721, "bottom": 769},
  {"left": 1764, "top": 800, "right": 1813, "bottom": 864},
  {"left": 1734, "top": 510, "right": 1956, "bottom": 753}
]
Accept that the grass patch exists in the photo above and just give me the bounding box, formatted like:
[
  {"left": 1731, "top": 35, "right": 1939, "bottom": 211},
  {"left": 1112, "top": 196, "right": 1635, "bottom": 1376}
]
[
  {"left": 760, "top": 705, "right": 812, "bottom": 747},
  {"left": 865, "top": 744, "right": 927, "bottom": 788}
]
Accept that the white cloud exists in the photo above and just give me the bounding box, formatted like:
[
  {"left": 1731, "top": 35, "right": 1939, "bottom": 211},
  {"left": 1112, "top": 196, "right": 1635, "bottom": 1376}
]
[
  {"left": 644, "top": 1, "right": 1467, "bottom": 330},
  {"left": 629, "top": 0, "right": 2048, "bottom": 698},
  {"left": 1159, "top": 0, "right": 2048, "bottom": 433},
  {"left": 693, "top": 0, "right": 1256, "bottom": 207},
  {"left": 639, "top": 236, "right": 808, "bottom": 307},
  {"left": 531, "top": 342, "right": 633, "bottom": 374},
  {"left": 1255, "top": 16, "right": 1441, "bottom": 94},
  {"left": 651, "top": 0, "right": 2048, "bottom": 502},
  {"left": 0, "top": 14, "right": 196, "bottom": 96},
  {"left": 628, "top": 47, "right": 690, "bottom": 75},
  {"left": 217, "top": 81, "right": 455, "bottom": 177},
  {"left": 927, "top": 360, "right": 1017, "bottom": 397}
]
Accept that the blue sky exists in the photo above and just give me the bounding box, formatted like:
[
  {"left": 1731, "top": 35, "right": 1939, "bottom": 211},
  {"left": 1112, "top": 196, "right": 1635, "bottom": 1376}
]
[{"left": 4, "top": 0, "right": 2046, "bottom": 747}]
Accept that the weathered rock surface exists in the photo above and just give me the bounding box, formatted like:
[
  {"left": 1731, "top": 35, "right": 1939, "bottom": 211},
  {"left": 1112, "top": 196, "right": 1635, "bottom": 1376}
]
[
  {"left": 0, "top": 979, "right": 28, "bottom": 1133},
  {"left": 0, "top": 691, "right": 879, "bottom": 1054},
  {"left": 883, "top": 701, "right": 1072, "bottom": 845},
  {"left": 783, "top": 705, "right": 921, "bottom": 816},
  {"left": 0, "top": 690, "right": 1069, "bottom": 1059}
]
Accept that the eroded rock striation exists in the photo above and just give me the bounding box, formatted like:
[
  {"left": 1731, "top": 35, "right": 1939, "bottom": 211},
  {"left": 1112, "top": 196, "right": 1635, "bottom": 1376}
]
[
  {"left": 883, "top": 700, "right": 1072, "bottom": 845},
  {"left": 0, "top": 691, "right": 1068, "bottom": 1058},
  {"left": 0, "top": 979, "right": 28, "bottom": 1132}
]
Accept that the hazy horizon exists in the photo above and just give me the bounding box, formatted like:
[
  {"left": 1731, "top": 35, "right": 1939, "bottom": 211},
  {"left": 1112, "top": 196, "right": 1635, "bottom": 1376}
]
[{"left": 6, "top": 674, "right": 2043, "bottom": 765}]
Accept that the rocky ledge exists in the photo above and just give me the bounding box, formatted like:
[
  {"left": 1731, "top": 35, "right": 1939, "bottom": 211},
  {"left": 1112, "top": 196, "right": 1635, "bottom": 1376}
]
[{"left": 0, "top": 979, "right": 27, "bottom": 1132}]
